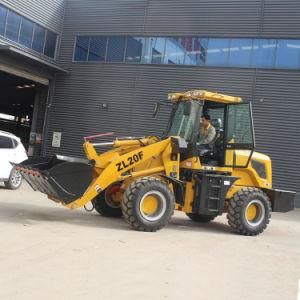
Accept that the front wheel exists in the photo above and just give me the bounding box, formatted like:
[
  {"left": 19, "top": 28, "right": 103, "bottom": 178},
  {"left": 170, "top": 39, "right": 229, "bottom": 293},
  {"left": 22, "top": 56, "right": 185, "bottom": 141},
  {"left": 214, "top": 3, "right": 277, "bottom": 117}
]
[
  {"left": 122, "top": 177, "right": 175, "bottom": 232},
  {"left": 92, "top": 183, "right": 123, "bottom": 218},
  {"left": 4, "top": 168, "right": 22, "bottom": 190},
  {"left": 227, "top": 187, "right": 271, "bottom": 236}
]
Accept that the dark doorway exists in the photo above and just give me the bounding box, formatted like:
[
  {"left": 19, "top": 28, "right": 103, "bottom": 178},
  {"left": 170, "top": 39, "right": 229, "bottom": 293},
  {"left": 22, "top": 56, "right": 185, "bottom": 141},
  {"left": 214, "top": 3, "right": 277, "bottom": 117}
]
[{"left": 0, "top": 71, "right": 47, "bottom": 151}]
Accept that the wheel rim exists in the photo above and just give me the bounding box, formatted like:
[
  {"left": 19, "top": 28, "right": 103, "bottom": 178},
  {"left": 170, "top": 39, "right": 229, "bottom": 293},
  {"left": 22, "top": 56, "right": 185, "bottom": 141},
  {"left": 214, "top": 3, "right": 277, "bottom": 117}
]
[
  {"left": 245, "top": 200, "right": 265, "bottom": 227},
  {"left": 139, "top": 191, "right": 167, "bottom": 222},
  {"left": 11, "top": 170, "right": 22, "bottom": 187},
  {"left": 105, "top": 184, "right": 122, "bottom": 208}
]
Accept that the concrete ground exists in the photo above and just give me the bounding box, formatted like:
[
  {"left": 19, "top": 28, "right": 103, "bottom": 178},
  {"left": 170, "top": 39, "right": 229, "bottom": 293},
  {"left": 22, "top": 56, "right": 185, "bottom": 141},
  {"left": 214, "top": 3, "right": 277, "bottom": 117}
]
[{"left": 0, "top": 183, "right": 299, "bottom": 300}]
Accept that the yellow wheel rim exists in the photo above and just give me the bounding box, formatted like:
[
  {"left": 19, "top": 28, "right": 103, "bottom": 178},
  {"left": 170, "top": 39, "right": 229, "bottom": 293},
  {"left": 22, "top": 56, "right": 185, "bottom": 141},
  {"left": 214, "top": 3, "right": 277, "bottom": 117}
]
[
  {"left": 141, "top": 195, "right": 159, "bottom": 215},
  {"left": 246, "top": 203, "right": 257, "bottom": 221}
]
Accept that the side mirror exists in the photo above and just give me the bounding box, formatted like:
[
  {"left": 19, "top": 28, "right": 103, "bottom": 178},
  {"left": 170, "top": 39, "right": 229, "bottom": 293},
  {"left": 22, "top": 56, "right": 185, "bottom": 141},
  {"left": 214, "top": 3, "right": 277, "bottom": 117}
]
[
  {"left": 184, "top": 101, "right": 192, "bottom": 116},
  {"left": 153, "top": 102, "right": 160, "bottom": 118}
]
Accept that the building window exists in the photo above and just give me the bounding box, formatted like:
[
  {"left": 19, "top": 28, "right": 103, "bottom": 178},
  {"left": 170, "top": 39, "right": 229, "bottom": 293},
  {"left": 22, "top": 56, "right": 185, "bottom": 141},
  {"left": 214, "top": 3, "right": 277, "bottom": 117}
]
[
  {"left": 19, "top": 18, "right": 34, "bottom": 48},
  {"left": 0, "top": 5, "right": 7, "bottom": 36},
  {"left": 275, "top": 40, "right": 300, "bottom": 69},
  {"left": 0, "top": 4, "right": 58, "bottom": 59},
  {"left": 106, "top": 37, "right": 126, "bottom": 62},
  {"left": 143, "top": 37, "right": 166, "bottom": 64},
  {"left": 88, "top": 36, "right": 107, "bottom": 61},
  {"left": 229, "top": 39, "right": 253, "bottom": 67},
  {"left": 74, "top": 36, "right": 90, "bottom": 61},
  {"left": 5, "top": 10, "right": 21, "bottom": 42},
  {"left": 44, "top": 30, "right": 57, "bottom": 58},
  {"left": 73, "top": 35, "right": 300, "bottom": 70},
  {"left": 164, "top": 37, "right": 185, "bottom": 65},
  {"left": 206, "top": 38, "right": 230, "bottom": 66},
  {"left": 184, "top": 37, "right": 208, "bottom": 65},
  {"left": 251, "top": 39, "right": 277, "bottom": 68},
  {"left": 32, "top": 25, "right": 46, "bottom": 53},
  {"left": 125, "top": 37, "right": 144, "bottom": 63}
]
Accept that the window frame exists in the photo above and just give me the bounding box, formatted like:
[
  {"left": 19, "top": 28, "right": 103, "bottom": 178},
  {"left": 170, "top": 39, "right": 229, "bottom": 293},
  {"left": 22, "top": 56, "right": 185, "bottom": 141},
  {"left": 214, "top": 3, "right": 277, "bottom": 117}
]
[
  {"left": 44, "top": 29, "right": 58, "bottom": 59},
  {"left": 4, "top": 9, "right": 21, "bottom": 42},
  {"left": 223, "top": 102, "right": 255, "bottom": 168},
  {"left": 72, "top": 35, "right": 300, "bottom": 70},
  {"left": 0, "top": 5, "right": 8, "bottom": 36},
  {"left": 18, "top": 16, "right": 34, "bottom": 48},
  {"left": 206, "top": 38, "right": 231, "bottom": 67},
  {"left": 0, "top": 4, "right": 58, "bottom": 60},
  {"left": 106, "top": 36, "right": 127, "bottom": 63},
  {"left": 125, "top": 36, "right": 145, "bottom": 64},
  {"left": 73, "top": 35, "right": 91, "bottom": 62},
  {"left": 274, "top": 39, "right": 300, "bottom": 69},
  {"left": 87, "top": 36, "right": 108, "bottom": 62},
  {"left": 228, "top": 38, "right": 254, "bottom": 67}
]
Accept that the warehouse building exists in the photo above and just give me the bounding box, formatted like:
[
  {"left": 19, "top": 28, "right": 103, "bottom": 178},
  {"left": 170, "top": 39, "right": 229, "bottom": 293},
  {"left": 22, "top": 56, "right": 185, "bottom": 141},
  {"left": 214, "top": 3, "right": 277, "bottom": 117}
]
[{"left": 0, "top": 0, "right": 299, "bottom": 204}]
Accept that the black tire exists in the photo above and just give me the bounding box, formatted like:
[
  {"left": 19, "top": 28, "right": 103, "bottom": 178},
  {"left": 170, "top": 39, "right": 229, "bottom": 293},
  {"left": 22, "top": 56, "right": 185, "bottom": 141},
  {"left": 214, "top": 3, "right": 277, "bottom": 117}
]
[
  {"left": 4, "top": 167, "right": 22, "bottom": 190},
  {"left": 121, "top": 177, "right": 175, "bottom": 232},
  {"left": 92, "top": 184, "right": 123, "bottom": 218},
  {"left": 227, "top": 187, "right": 271, "bottom": 236},
  {"left": 186, "top": 213, "right": 216, "bottom": 223}
]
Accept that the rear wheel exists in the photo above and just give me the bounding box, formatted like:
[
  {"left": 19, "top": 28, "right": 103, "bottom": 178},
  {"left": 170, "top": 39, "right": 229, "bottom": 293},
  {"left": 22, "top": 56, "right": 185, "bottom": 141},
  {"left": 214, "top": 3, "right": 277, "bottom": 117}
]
[
  {"left": 186, "top": 213, "right": 216, "bottom": 223},
  {"left": 4, "top": 168, "right": 22, "bottom": 190},
  {"left": 92, "top": 183, "right": 123, "bottom": 218},
  {"left": 227, "top": 187, "right": 271, "bottom": 236},
  {"left": 122, "top": 177, "right": 175, "bottom": 232}
]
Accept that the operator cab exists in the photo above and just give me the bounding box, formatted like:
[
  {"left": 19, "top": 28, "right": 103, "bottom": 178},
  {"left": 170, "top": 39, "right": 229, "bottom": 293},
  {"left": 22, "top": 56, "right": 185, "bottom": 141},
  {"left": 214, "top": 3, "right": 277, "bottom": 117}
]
[{"left": 162, "top": 90, "right": 255, "bottom": 168}]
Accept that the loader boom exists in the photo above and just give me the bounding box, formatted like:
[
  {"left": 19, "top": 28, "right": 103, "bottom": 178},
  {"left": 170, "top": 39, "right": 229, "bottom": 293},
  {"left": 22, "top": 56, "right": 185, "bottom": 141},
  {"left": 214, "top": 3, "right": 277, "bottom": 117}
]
[{"left": 66, "top": 137, "right": 178, "bottom": 209}]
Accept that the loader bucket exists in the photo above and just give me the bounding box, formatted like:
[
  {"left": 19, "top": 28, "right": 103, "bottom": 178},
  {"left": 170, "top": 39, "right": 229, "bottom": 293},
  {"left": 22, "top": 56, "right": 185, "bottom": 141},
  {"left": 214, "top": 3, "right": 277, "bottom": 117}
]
[{"left": 15, "top": 156, "right": 94, "bottom": 204}]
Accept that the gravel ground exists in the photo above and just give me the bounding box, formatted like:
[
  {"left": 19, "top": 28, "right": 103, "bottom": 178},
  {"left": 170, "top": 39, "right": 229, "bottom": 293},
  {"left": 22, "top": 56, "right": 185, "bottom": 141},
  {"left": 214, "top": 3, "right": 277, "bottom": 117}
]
[{"left": 0, "top": 182, "right": 299, "bottom": 300}]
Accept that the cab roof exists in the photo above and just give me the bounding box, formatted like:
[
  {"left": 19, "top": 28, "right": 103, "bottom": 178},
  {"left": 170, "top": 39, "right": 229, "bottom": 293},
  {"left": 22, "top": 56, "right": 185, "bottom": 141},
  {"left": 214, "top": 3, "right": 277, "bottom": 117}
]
[{"left": 168, "top": 90, "right": 242, "bottom": 104}]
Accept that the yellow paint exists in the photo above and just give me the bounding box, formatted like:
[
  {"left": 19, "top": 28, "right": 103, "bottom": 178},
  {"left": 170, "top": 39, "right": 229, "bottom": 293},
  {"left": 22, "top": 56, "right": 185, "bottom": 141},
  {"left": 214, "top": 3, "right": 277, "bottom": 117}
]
[
  {"left": 162, "top": 142, "right": 180, "bottom": 179},
  {"left": 168, "top": 90, "right": 242, "bottom": 104},
  {"left": 246, "top": 203, "right": 257, "bottom": 221},
  {"left": 67, "top": 138, "right": 170, "bottom": 209},
  {"left": 182, "top": 181, "right": 195, "bottom": 213},
  {"left": 120, "top": 166, "right": 165, "bottom": 181},
  {"left": 180, "top": 157, "right": 201, "bottom": 169},
  {"left": 70, "top": 137, "right": 273, "bottom": 211},
  {"left": 141, "top": 195, "right": 158, "bottom": 215}
]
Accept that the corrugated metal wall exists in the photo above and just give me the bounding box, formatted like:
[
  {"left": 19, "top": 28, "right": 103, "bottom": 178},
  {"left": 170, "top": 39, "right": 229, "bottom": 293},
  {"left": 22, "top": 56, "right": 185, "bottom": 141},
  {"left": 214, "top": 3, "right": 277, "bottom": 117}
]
[{"left": 45, "top": 0, "right": 300, "bottom": 199}]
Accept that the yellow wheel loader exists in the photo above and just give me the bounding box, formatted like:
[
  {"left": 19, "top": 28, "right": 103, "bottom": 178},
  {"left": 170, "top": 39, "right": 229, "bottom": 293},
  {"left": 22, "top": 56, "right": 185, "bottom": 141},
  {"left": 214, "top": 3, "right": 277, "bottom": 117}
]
[{"left": 16, "top": 90, "right": 295, "bottom": 235}]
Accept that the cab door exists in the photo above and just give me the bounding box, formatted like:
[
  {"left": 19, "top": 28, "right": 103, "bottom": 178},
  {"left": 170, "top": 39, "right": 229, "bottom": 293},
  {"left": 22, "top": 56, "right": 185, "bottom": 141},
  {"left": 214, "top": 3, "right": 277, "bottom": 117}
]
[{"left": 224, "top": 103, "right": 255, "bottom": 168}]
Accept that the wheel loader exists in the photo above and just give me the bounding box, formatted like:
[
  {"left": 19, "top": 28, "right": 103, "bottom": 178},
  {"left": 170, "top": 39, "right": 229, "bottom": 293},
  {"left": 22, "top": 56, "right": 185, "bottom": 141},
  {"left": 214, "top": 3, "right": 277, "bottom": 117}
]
[{"left": 16, "top": 90, "right": 295, "bottom": 235}]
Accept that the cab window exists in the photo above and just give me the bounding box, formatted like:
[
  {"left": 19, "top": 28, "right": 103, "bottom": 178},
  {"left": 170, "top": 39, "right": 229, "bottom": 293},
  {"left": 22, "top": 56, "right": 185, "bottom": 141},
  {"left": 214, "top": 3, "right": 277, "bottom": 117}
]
[{"left": 226, "top": 104, "right": 254, "bottom": 145}]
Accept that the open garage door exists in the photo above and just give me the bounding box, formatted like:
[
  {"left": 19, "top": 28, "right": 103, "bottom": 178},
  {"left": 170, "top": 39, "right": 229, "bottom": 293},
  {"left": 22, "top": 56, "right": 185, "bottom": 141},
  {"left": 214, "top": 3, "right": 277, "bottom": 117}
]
[{"left": 0, "top": 71, "right": 48, "bottom": 155}]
